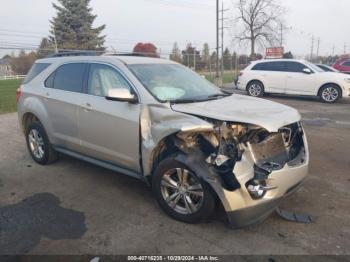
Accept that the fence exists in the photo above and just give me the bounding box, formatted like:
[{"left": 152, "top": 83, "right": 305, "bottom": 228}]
[{"left": 0, "top": 75, "right": 26, "bottom": 81}]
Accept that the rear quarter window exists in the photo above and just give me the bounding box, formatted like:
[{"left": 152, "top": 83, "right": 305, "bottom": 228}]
[{"left": 23, "top": 63, "right": 51, "bottom": 84}]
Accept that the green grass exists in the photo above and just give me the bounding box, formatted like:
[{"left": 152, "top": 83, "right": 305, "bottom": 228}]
[
  {"left": 0, "top": 79, "right": 22, "bottom": 114},
  {"left": 203, "top": 73, "right": 236, "bottom": 84}
]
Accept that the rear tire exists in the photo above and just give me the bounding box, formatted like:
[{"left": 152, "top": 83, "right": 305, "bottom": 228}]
[
  {"left": 152, "top": 155, "right": 216, "bottom": 224},
  {"left": 319, "top": 84, "right": 341, "bottom": 103},
  {"left": 247, "top": 81, "right": 264, "bottom": 97},
  {"left": 26, "top": 122, "right": 58, "bottom": 165}
]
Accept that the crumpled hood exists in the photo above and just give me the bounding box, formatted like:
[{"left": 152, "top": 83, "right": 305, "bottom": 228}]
[{"left": 171, "top": 94, "right": 301, "bottom": 132}]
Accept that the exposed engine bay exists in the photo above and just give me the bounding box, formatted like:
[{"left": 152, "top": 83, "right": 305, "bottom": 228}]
[{"left": 169, "top": 119, "right": 306, "bottom": 198}]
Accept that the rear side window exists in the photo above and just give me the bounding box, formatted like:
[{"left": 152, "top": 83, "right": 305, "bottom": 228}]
[
  {"left": 23, "top": 63, "right": 51, "bottom": 84},
  {"left": 252, "top": 62, "right": 269, "bottom": 71},
  {"left": 49, "top": 63, "right": 87, "bottom": 93},
  {"left": 252, "top": 61, "right": 286, "bottom": 72},
  {"left": 267, "top": 62, "right": 286, "bottom": 72}
]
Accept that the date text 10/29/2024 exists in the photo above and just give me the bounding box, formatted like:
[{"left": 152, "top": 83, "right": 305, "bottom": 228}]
[{"left": 127, "top": 256, "right": 219, "bottom": 261}]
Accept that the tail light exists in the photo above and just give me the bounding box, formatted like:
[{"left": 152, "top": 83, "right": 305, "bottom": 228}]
[{"left": 16, "top": 87, "right": 22, "bottom": 103}]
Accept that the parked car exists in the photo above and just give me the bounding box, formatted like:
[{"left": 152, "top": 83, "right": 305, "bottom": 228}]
[
  {"left": 237, "top": 59, "right": 350, "bottom": 103},
  {"left": 17, "top": 54, "right": 309, "bottom": 228},
  {"left": 316, "top": 64, "right": 339, "bottom": 72},
  {"left": 333, "top": 59, "right": 350, "bottom": 74}
]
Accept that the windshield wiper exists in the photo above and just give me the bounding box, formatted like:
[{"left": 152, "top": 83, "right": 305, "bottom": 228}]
[{"left": 206, "top": 92, "right": 232, "bottom": 100}]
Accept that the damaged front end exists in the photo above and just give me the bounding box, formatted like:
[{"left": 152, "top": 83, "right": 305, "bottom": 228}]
[{"left": 141, "top": 104, "right": 309, "bottom": 228}]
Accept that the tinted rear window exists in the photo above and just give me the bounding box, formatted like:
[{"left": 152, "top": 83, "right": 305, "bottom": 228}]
[
  {"left": 252, "top": 61, "right": 286, "bottom": 72},
  {"left": 52, "top": 63, "right": 87, "bottom": 93},
  {"left": 252, "top": 62, "right": 269, "bottom": 71},
  {"left": 23, "top": 63, "right": 51, "bottom": 84}
]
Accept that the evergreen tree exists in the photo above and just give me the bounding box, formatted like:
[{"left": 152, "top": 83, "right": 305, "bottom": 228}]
[
  {"left": 223, "top": 48, "right": 232, "bottom": 70},
  {"left": 37, "top": 38, "right": 54, "bottom": 58},
  {"left": 49, "top": 0, "right": 106, "bottom": 51},
  {"left": 170, "top": 42, "right": 182, "bottom": 63},
  {"left": 202, "top": 43, "right": 210, "bottom": 69}
]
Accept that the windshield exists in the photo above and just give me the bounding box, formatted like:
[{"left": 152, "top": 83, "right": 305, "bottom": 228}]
[{"left": 129, "top": 64, "right": 226, "bottom": 103}]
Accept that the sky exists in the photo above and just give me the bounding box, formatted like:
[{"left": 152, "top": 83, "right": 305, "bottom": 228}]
[{"left": 0, "top": 0, "right": 348, "bottom": 58}]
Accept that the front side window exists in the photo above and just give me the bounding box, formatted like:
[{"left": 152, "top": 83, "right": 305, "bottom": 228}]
[
  {"left": 23, "top": 63, "right": 51, "bottom": 84},
  {"left": 51, "top": 63, "right": 87, "bottom": 93},
  {"left": 285, "top": 62, "right": 308, "bottom": 73},
  {"left": 88, "top": 64, "right": 131, "bottom": 97},
  {"left": 129, "top": 64, "right": 225, "bottom": 103}
]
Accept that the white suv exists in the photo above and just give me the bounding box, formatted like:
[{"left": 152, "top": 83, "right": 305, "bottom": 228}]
[{"left": 237, "top": 59, "right": 350, "bottom": 103}]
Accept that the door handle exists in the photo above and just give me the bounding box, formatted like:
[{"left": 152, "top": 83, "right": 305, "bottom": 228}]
[{"left": 82, "top": 103, "right": 93, "bottom": 112}]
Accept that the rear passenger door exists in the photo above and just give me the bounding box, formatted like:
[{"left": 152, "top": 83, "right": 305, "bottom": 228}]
[
  {"left": 77, "top": 63, "right": 141, "bottom": 173},
  {"left": 44, "top": 63, "right": 88, "bottom": 150},
  {"left": 252, "top": 61, "right": 287, "bottom": 93},
  {"left": 263, "top": 61, "right": 287, "bottom": 94}
]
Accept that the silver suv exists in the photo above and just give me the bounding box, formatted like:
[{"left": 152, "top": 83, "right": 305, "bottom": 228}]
[{"left": 17, "top": 54, "right": 309, "bottom": 228}]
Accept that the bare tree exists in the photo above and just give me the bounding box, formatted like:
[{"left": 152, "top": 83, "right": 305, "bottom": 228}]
[{"left": 235, "top": 0, "right": 285, "bottom": 58}]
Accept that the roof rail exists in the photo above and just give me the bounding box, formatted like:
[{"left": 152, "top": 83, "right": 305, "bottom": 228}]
[
  {"left": 46, "top": 51, "right": 99, "bottom": 58},
  {"left": 105, "top": 52, "right": 159, "bottom": 57}
]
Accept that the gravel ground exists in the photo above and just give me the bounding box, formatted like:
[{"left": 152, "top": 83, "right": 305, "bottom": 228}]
[{"left": 0, "top": 93, "right": 349, "bottom": 255}]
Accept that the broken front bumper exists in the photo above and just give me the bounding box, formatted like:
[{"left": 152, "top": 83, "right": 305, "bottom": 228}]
[{"left": 217, "top": 134, "right": 309, "bottom": 229}]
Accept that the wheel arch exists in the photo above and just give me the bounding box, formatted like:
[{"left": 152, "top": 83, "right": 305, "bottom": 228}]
[
  {"left": 19, "top": 96, "right": 53, "bottom": 141},
  {"left": 246, "top": 79, "right": 265, "bottom": 91},
  {"left": 317, "top": 83, "right": 343, "bottom": 98}
]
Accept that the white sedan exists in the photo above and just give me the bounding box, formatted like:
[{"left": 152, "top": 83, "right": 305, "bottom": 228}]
[{"left": 237, "top": 59, "right": 350, "bottom": 103}]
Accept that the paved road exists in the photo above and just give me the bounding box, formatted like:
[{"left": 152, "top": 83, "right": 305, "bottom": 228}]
[{"left": 0, "top": 93, "right": 349, "bottom": 255}]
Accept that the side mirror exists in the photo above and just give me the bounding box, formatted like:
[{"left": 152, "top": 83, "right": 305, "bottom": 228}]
[
  {"left": 302, "top": 68, "right": 312, "bottom": 74},
  {"left": 106, "top": 89, "right": 138, "bottom": 103}
]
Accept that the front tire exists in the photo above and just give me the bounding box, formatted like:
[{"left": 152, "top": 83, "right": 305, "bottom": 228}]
[
  {"left": 247, "top": 81, "right": 264, "bottom": 97},
  {"left": 152, "top": 156, "right": 216, "bottom": 223},
  {"left": 319, "top": 84, "right": 341, "bottom": 103},
  {"left": 26, "top": 122, "right": 58, "bottom": 165}
]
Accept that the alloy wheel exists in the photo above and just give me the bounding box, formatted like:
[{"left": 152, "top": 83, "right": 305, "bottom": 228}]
[
  {"left": 248, "top": 83, "right": 262, "bottom": 97},
  {"left": 160, "top": 168, "right": 204, "bottom": 215},
  {"left": 28, "top": 129, "right": 45, "bottom": 159},
  {"left": 322, "top": 87, "right": 339, "bottom": 102}
]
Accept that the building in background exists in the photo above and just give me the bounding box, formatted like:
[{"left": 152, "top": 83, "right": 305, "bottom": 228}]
[{"left": 0, "top": 58, "right": 13, "bottom": 77}]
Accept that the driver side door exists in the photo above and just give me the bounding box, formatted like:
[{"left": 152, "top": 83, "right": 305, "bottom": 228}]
[{"left": 78, "top": 63, "right": 141, "bottom": 172}]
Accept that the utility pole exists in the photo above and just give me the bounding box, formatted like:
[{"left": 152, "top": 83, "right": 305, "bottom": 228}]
[
  {"left": 316, "top": 38, "right": 320, "bottom": 57},
  {"left": 332, "top": 45, "right": 335, "bottom": 57},
  {"left": 216, "top": 0, "right": 219, "bottom": 79},
  {"left": 310, "top": 36, "right": 314, "bottom": 61},
  {"left": 219, "top": 3, "right": 229, "bottom": 81},
  {"left": 344, "top": 43, "right": 347, "bottom": 54}
]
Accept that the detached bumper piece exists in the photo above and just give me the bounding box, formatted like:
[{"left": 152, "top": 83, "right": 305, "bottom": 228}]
[{"left": 276, "top": 208, "right": 317, "bottom": 224}]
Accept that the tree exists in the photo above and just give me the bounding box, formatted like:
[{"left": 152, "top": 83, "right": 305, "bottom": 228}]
[
  {"left": 236, "top": 0, "right": 285, "bottom": 59},
  {"left": 133, "top": 43, "right": 159, "bottom": 57},
  {"left": 49, "top": 0, "right": 106, "bottom": 51},
  {"left": 182, "top": 44, "right": 201, "bottom": 70},
  {"left": 37, "top": 38, "right": 54, "bottom": 58},
  {"left": 10, "top": 51, "right": 37, "bottom": 75},
  {"left": 223, "top": 48, "right": 232, "bottom": 70},
  {"left": 202, "top": 43, "right": 210, "bottom": 69},
  {"left": 283, "top": 51, "right": 294, "bottom": 59},
  {"left": 170, "top": 42, "right": 182, "bottom": 62}
]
